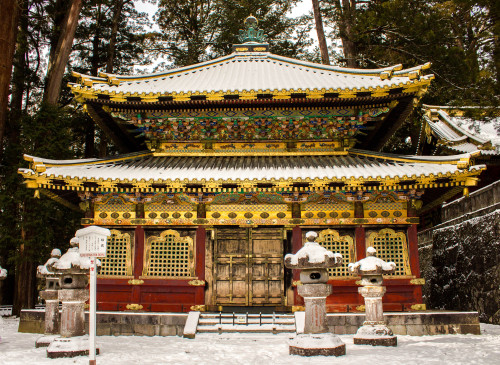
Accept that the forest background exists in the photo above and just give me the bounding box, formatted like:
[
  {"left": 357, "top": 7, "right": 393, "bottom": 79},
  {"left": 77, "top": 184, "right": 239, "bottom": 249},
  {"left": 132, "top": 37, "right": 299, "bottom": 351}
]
[{"left": 0, "top": 0, "right": 498, "bottom": 315}]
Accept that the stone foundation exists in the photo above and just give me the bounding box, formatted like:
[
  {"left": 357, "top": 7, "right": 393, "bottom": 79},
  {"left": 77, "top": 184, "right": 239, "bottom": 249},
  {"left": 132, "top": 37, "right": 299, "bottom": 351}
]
[
  {"left": 19, "top": 309, "right": 479, "bottom": 336},
  {"left": 326, "top": 311, "right": 481, "bottom": 335},
  {"left": 19, "top": 310, "right": 187, "bottom": 336}
]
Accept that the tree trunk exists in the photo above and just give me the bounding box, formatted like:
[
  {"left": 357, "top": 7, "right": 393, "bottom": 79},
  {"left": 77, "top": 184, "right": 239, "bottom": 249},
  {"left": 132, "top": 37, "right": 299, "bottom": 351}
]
[
  {"left": 8, "top": 0, "right": 28, "bottom": 146},
  {"left": 337, "top": 0, "right": 358, "bottom": 68},
  {"left": 106, "top": 0, "right": 125, "bottom": 73},
  {"left": 312, "top": 0, "right": 330, "bottom": 65},
  {"left": 44, "top": 0, "right": 83, "bottom": 106},
  {"left": 13, "top": 243, "right": 38, "bottom": 316},
  {"left": 0, "top": 0, "right": 20, "bottom": 160}
]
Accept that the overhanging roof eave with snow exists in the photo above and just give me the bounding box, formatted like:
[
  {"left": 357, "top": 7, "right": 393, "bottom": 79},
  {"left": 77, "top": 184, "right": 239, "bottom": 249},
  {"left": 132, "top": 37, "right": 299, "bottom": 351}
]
[
  {"left": 422, "top": 105, "right": 500, "bottom": 156},
  {"left": 19, "top": 150, "right": 484, "bottom": 193},
  {"left": 69, "top": 52, "right": 434, "bottom": 103}
]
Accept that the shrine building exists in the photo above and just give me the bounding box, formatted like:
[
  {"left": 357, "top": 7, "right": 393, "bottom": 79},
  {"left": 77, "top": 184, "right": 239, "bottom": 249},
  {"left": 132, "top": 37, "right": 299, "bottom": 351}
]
[{"left": 19, "top": 18, "right": 485, "bottom": 313}]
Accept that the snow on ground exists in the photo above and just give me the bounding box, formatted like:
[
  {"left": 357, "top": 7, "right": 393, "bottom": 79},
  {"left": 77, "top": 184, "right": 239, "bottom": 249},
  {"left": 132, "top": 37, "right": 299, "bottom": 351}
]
[{"left": 1, "top": 318, "right": 500, "bottom": 365}]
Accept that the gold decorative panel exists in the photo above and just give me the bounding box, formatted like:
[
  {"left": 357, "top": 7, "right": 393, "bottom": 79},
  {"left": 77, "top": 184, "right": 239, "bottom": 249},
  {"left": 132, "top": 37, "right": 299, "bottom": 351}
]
[
  {"left": 94, "top": 195, "right": 135, "bottom": 220},
  {"left": 316, "top": 229, "right": 355, "bottom": 277},
  {"left": 99, "top": 230, "right": 133, "bottom": 277},
  {"left": 302, "top": 202, "right": 354, "bottom": 219},
  {"left": 143, "top": 230, "right": 194, "bottom": 278},
  {"left": 208, "top": 204, "right": 290, "bottom": 220},
  {"left": 367, "top": 229, "right": 410, "bottom": 276},
  {"left": 364, "top": 201, "right": 406, "bottom": 218}
]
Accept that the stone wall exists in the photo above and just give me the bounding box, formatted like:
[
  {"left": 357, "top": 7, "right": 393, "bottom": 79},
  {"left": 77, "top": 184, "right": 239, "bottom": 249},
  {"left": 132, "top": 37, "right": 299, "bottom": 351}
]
[
  {"left": 18, "top": 310, "right": 187, "bottom": 336},
  {"left": 441, "top": 181, "right": 500, "bottom": 223},
  {"left": 419, "top": 209, "right": 500, "bottom": 324}
]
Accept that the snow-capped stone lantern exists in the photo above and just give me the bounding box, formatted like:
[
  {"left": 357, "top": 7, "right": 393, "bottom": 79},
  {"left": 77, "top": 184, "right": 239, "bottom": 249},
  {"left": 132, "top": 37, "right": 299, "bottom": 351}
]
[
  {"left": 349, "top": 247, "right": 397, "bottom": 346},
  {"left": 285, "top": 231, "right": 345, "bottom": 356},
  {"left": 45, "top": 236, "right": 100, "bottom": 358},
  {"left": 35, "top": 248, "right": 62, "bottom": 347}
]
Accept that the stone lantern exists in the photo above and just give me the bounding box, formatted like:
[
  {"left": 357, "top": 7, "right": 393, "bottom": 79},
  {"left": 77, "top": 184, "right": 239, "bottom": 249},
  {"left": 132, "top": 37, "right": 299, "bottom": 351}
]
[
  {"left": 349, "top": 247, "right": 397, "bottom": 346},
  {"left": 35, "top": 248, "right": 62, "bottom": 348},
  {"left": 285, "top": 231, "right": 345, "bottom": 356},
  {"left": 46, "top": 236, "right": 98, "bottom": 358}
]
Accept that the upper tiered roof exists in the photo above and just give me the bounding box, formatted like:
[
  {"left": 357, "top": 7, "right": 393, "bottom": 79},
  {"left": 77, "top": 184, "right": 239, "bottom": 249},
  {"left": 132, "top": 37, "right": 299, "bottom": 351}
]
[
  {"left": 67, "top": 17, "right": 434, "bottom": 153},
  {"left": 71, "top": 53, "right": 432, "bottom": 103}
]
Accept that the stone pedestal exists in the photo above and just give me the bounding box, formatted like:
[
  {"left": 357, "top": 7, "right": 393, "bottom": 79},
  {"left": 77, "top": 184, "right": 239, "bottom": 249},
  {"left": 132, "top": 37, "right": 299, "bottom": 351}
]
[
  {"left": 46, "top": 289, "right": 93, "bottom": 358},
  {"left": 59, "top": 288, "right": 88, "bottom": 337},
  {"left": 298, "top": 284, "right": 331, "bottom": 334},
  {"left": 35, "top": 289, "right": 60, "bottom": 348},
  {"left": 353, "top": 283, "right": 396, "bottom": 346},
  {"left": 349, "top": 247, "right": 397, "bottom": 347}
]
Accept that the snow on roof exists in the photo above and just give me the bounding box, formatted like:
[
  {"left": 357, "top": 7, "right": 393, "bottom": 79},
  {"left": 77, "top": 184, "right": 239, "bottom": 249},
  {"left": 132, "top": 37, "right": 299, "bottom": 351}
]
[
  {"left": 18, "top": 151, "right": 483, "bottom": 185},
  {"left": 422, "top": 106, "right": 500, "bottom": 155},
  {"left": 70, "top": 52, "right": 432, "bottom": 98}
]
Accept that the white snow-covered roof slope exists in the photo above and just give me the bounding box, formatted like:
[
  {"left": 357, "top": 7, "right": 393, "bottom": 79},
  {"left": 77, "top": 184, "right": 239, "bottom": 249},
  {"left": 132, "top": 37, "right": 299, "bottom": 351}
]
[
  {"left": 19, "top": 150, "right": 484, "bottom": 192},
  {"left": 69, "top": 52, "right": 433, "bottom": 102},
  {"left": 422, "top": 105, "right": 500, "bottom": 155}
]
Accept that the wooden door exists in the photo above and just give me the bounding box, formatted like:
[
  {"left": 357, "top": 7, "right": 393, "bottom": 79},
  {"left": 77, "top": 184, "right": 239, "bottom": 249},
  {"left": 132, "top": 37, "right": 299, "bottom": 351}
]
[
  {"left": 214, "top": 227, "right": 285, "bottom": 306},
  {"left": 249, "top": 228, "right": 285, "bottom": 305},
  {"left": 214, "top": 228, "right": 249, "bottom": 305}
]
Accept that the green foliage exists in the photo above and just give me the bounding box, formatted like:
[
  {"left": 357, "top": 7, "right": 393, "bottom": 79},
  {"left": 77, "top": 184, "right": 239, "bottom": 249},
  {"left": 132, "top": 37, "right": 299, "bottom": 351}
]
[
  {"left": 0, "top": 105, "right": 82, "bottom": 272},
  {"left": 329, "top": 0, "right": 499, "bottom": 106},
  {"left": 72, "top": 0, "right": 152, "bottom": 76},
  {"left": 153, "top": 0, "right": 314, "bottom": 67}
]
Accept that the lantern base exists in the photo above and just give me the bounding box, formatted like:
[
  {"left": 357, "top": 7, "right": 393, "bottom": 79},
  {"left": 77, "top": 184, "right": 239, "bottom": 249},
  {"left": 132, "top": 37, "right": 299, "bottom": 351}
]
[
  {"left": 35, "top": 334, "right": 58, "bottom": 348},
  {"left": 46, "top": 336, "right": 100, "bottom": 358},
  {"left": 289, "top": 333, "right": 346, "bottom": 357},
  {"left": 353, "top": 324, "right": 397, "bottom": 347}
]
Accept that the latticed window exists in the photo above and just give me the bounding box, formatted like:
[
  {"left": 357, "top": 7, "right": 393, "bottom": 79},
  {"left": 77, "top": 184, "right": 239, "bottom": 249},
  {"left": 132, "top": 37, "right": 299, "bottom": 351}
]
[
  {"left": 367, "top": 228, "right": 410, "bottom": 276},
  {"left": 143, "top": 230, "right": 194, "bottom": 278},
  {"left": 99, "top": 230, "right": 133, "bottom": 277},
  {"left": 316, "top": 229, "right": 355, "bottom": 277}
]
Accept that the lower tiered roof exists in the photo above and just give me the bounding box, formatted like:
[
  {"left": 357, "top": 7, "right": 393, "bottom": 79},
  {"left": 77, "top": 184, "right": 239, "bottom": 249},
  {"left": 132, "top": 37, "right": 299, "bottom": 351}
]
[{"left": 20, "top": 149, "right": 483, "bottom": 193}]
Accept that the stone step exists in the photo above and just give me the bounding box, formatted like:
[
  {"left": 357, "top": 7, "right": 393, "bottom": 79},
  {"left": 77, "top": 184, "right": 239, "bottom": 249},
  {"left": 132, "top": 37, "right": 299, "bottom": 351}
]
[
  {"left": 198, "top": 318, "right": 295, "bottom": 325},
  {"left": 200, "top": 313, "right": 294, "bottom": 319},
  {"left": 196, "top": 324, "right": 296, "bottom": 334},
  {"left": 194, "top": 312, "right": 296, "bottom": 335}
]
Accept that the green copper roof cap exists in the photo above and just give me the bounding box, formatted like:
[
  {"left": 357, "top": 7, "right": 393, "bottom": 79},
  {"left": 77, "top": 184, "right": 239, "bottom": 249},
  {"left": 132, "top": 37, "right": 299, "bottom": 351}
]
[{"left": 238, "top": 15, "right": 266, "bottom": 43}]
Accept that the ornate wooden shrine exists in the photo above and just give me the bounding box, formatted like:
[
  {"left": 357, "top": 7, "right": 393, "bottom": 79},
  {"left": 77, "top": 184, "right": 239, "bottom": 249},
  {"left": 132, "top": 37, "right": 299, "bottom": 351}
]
[{"left": 20, "top": 18, "right": 485, "bottom": 313}]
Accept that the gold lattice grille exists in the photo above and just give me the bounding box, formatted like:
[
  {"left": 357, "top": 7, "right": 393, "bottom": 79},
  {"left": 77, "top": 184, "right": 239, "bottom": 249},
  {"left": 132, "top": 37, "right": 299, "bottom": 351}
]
[
  {"left": 99, "top": 230, "right": 133, "bottom": 277},
  {"left": 143, "top": 230, "right": 194, "bottom": 278},
  {"left": 316, "top": 229, "right": 355, "bottom": 277},
  {"left": 367, "top": 229, "right": 410, "bottom": 276}
]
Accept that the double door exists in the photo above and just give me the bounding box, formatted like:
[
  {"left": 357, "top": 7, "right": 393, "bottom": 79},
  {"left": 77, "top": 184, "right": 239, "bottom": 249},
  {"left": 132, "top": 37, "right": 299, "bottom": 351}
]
[{"left": 214, "top": 227, "right": 285, "bottom": 306}]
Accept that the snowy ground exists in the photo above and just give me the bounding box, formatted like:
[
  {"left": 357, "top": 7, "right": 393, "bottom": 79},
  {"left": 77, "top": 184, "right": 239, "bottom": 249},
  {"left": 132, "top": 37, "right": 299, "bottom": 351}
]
[{"left": 1, "top": 317, "right": 499, "bottom": 365}]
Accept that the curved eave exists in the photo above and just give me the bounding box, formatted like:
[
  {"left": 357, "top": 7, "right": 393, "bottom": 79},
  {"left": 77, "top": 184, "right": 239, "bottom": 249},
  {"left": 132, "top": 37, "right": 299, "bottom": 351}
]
[
  {"left": 19, "top": 151, "right": 485, "bottom": 193},
  {"left": 69, "top": 51, "right": 433, "bottom": 104},
  {"left": 69, "top": 76, "right": 433, "bottom": 104}
]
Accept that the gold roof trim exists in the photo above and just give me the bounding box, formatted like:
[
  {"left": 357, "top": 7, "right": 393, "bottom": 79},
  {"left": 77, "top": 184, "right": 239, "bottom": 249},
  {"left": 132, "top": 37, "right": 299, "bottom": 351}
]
[
  {"left": 69, "top": 77, "right": 433, "bottom": 103},
  {"left": 19, "top": 167, "right": 484, "bottom": 193}
]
